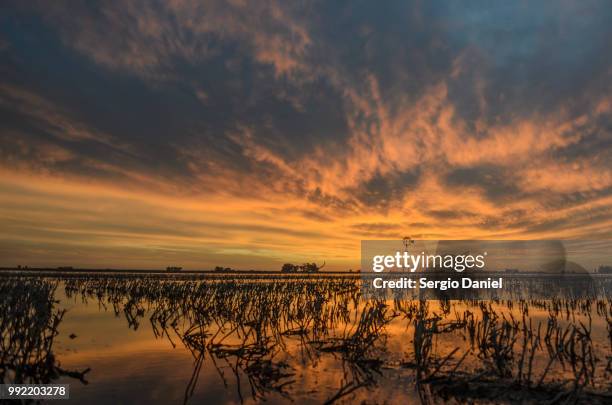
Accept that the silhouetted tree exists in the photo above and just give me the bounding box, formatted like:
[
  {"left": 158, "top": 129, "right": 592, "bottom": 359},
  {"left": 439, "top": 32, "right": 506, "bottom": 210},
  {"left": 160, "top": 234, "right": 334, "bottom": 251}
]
[
  {"left": 281, "top": 263, "right": 298, "bottom": 273},
  {"left": 281, "top": 262, "right": 325, "bottom": 273}
]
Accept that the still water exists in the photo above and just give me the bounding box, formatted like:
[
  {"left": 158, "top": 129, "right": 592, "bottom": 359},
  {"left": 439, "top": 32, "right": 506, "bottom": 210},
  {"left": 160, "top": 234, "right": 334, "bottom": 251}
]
[{"left": 2, "top": 274, "right": 611, "bottom": 404}]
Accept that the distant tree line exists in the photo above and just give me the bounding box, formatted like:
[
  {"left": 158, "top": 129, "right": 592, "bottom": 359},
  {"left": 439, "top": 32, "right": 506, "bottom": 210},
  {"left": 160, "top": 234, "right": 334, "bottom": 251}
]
[{"left": 281, "top": 262, "right": 325, "bottom": 273}]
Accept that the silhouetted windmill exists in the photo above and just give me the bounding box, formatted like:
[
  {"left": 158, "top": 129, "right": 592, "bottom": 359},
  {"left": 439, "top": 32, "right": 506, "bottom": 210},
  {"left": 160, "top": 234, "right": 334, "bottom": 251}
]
[{"left": 402, "top": 236, "right": 414, "bottom": 272}]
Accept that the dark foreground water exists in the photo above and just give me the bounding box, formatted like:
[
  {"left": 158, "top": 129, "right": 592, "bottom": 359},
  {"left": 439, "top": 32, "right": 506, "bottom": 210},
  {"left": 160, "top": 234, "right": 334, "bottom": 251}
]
[{"left": 1, "top": 273, "right": 611, "bottom": 404}]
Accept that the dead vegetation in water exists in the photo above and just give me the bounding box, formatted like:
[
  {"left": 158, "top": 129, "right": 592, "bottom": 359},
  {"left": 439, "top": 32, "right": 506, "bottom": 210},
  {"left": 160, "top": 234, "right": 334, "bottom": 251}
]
[
  {"left": 0, "top": 278, "right": 90, "bottom": 386},
  {"left": 1, "top": 273, "right": 611, "bottom": 404},
  {"left": 396, "top": 299, "right": 612, "bottom": 404}
]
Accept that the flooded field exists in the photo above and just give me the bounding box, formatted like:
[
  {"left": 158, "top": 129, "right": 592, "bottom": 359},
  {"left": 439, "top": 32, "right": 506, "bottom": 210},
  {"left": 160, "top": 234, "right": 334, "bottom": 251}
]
[{"left": 1, "top": 273, "right": 611, "bottom": 404}]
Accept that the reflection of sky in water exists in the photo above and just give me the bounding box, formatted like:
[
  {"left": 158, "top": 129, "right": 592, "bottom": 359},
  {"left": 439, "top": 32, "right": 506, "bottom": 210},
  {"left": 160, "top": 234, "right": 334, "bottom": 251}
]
[
  {"left": 46, "top": 285, "right": 611, "bottom": 404},
  {"left": 52, "top": 287, "right": 371, "bottom": 404}
]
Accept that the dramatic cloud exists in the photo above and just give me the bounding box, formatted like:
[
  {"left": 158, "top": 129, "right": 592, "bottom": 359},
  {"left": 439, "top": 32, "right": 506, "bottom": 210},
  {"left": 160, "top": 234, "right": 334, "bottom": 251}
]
[{"left": 0, "top": 1, "right": 611, "bottom": 269}]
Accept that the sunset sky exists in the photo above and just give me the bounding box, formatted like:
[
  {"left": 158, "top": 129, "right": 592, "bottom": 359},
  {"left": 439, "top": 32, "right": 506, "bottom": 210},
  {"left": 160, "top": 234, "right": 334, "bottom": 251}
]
[{"left": 1, "top": 1, "right": 611, "bottom": 270}]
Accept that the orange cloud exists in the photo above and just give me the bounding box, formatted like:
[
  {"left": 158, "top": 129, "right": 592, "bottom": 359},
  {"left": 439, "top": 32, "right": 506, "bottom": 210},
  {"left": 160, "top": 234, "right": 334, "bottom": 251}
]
[{"left": 2, "top": 1, "right": 611, "bottom": 269}]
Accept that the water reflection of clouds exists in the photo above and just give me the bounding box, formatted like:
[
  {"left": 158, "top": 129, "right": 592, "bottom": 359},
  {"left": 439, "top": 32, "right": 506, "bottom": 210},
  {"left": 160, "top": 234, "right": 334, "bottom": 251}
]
[{"left": 3, "top": 275, "right": 611, "bottom": 403}]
